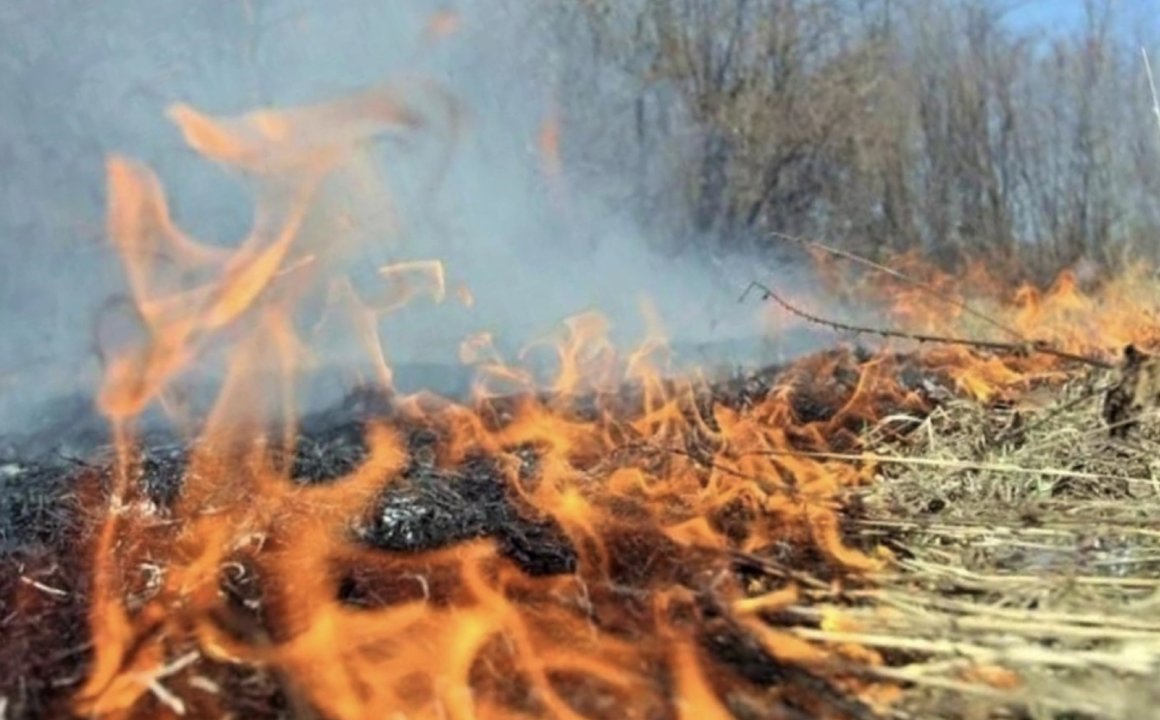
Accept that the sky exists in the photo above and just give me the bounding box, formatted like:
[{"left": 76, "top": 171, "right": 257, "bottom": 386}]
[{"left": 1007, "top": 0, "right": 1159, "bottom": 40}]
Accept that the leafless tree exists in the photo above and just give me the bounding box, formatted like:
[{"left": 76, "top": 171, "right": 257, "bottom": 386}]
[{"left": 555, "top": 0, "right": 1160, "bottom": 279}]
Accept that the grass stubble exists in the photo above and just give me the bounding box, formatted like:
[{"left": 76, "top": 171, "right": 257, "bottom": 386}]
[{"left": 797, "top": 365, "right": 1160, "bottom": 720}]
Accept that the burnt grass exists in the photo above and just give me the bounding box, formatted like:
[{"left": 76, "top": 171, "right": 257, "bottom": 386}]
[{"left": 0, "top": 346, "right": 958, "bottom": 719}]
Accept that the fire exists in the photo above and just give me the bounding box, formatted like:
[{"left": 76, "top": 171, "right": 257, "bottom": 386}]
[
  {"left": 65, "top": 62, "right": 1159, "bottom": 720},
  {"left": 849, "top": 255, "right": 1160, "bottom": 360},
  {"left": 424, "top": 10, "right": 462, "bottom": 44}
]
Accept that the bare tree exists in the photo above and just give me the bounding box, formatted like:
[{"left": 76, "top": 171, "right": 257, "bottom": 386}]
[{"left": 555, "top": 0, "right": 1160, "bottom": 278}]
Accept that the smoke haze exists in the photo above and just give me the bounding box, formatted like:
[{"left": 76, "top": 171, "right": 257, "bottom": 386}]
[{"left": 0, "top": 1, "right": 813, "bottom": 442}]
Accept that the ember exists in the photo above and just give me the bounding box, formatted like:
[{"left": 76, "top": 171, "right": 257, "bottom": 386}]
[{"left": 3, "top": 29, "right": 1160, "bottom": 720}]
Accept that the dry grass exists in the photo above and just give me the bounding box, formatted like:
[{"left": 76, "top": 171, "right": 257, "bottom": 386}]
[{"left": 804, "top": 368, "right": 1160, "bottom": 719}]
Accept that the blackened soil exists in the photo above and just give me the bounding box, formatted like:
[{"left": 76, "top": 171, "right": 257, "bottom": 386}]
[
  {"left": 0, "top": 346, "right": 956, "bottom": 719},
  {"left": 360, "top": 455, "right": 577, "bottom": 577}
]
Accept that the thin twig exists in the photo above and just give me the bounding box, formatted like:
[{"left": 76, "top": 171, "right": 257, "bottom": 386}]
[
  {"left": 726, "top": 549, "right": 834, "bottom": 590},
  {"left": 1006, "top": 378, "right": 1114, "bottom": 438},
  {"left": 1021, "top": 405, "right": 1160, "bottom": 455},
  {"left": 853, "top": 517, "right": 1160, "bottom": 538},
  {"left": 791, "top": 627, "right": 1160, "bottom": 673},
  {"left": 19, "top": 576, "right": 69, "bottom": 598},
  {"left": 849, "top": 663, "right": 1106, "bottom": 717},
  {"left": 747, "top": 447, "right": 1156, "bottom": 487},
  {"left": 741, "top": 280, "right": 1115, "bottom": 370},
  {"left": 135, "top": 651, "right": 200, "bottom": 717},
  {"left": 789, "top": 602, "right": 1160, "bottom": 642},
  {"left": 763, "top": 230, "right": 1029, "bottom": 341},
  {"left": 146, "top": 681, "right": 186, "bottom": 716},
  {"left": 869, "top": 591, "right": 1160, "bottom": 632},
  {"left": 1143, "top": 48, "right": 1160, "bottom": 144},
  {"left": 897, "top": 558, "right": 1160, "bottom": 589}
]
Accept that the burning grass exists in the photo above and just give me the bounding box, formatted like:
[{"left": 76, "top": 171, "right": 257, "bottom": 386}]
[
  {"left": 0, "top": 347, "right": 887, "bottom": 719},
  {"left": 4, "top": 61, "right": 1160, "bottom": 720},
  {"left": 4, "top": 344, "right": 1159, "bottom": 719}
]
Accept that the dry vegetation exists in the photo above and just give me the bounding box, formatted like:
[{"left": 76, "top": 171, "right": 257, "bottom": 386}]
[
  {"left": 846, "top": 371, "right": 1160, "bottom": 719},
  {"left": 554, "top": 0, "right": 1160, "bottom": 278},
  {"left": 542, "top": 3, "right": 1160, "bottom": 717},
  {"left": 4, "top": 3, "right": 1160, "bottom": 719}
]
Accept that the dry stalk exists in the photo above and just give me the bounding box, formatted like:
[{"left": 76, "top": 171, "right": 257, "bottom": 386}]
[
  {"left": 761, "top": 231, "right": 1028, "bottom": 342},
  {"left": 740, "top": 279, "right": 1115, "bottom": 370},
  {"left": 1144, "top": 48, "right": 1160, "bottom": 144},
  {"left": 793, "top": 627, "right": 1160, "bottom": 674},
  {"left": 751, "top": 448, "right": 1158, "bottom": 488},
  {"left": 839, "top": 359, "right": 1160, "bottom": 719}
]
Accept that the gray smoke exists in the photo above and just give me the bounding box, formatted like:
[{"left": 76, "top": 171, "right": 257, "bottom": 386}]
[{"left": 0, "top": 1, "right": 817, "bottom": 443}]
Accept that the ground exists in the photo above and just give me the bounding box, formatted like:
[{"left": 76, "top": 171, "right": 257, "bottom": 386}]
[
  {"left": 1, "top": 348, "right": 1157, "bottom": 720},
  {"left": 856, "top": 370, "right": 1160, "bottom": 719}
]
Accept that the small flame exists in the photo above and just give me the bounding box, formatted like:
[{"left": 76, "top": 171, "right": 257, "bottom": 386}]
[
  {"left": 456, "top": 283, "right": 475, "bottom": 308},
  {"left": 424, "top": 10, "right": 461, "bottom": 44},
  {"left": 69, "top": 60, "right": 1160, "bottom": 720},
  {"left": 538, "top": 112, "right": 562, "bottom": 180}
]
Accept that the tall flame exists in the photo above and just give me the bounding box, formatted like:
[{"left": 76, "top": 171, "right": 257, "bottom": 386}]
[{"left": 69, "top": 57, "right": 1160, "bottom": 719}]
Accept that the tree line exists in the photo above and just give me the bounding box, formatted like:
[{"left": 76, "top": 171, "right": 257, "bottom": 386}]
[{"left": 550, "top": 0, "right": 1160, "bottom": 281}]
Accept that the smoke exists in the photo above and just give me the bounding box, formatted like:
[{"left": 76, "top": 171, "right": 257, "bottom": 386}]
[{"left": 0, "top": 0, "right": 815, "bottom": 443}]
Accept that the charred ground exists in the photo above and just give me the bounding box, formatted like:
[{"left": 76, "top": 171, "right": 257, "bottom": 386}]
[{"left": 2, "top": 344, "right": 1153, "bottom": 719}]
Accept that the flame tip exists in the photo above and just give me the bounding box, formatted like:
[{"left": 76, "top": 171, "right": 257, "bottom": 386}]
[{"left": 78, "top": 53, "right": 1160, "bottom": 720}]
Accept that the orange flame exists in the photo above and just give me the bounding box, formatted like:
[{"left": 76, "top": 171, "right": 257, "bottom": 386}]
[{"left": 71, "top": 63, "right": 1160, "bottom": 720}]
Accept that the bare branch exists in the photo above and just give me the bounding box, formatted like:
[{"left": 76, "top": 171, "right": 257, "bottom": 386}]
[{"left": 739, "top": 279, "right": 1114, "bottom": 370}]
